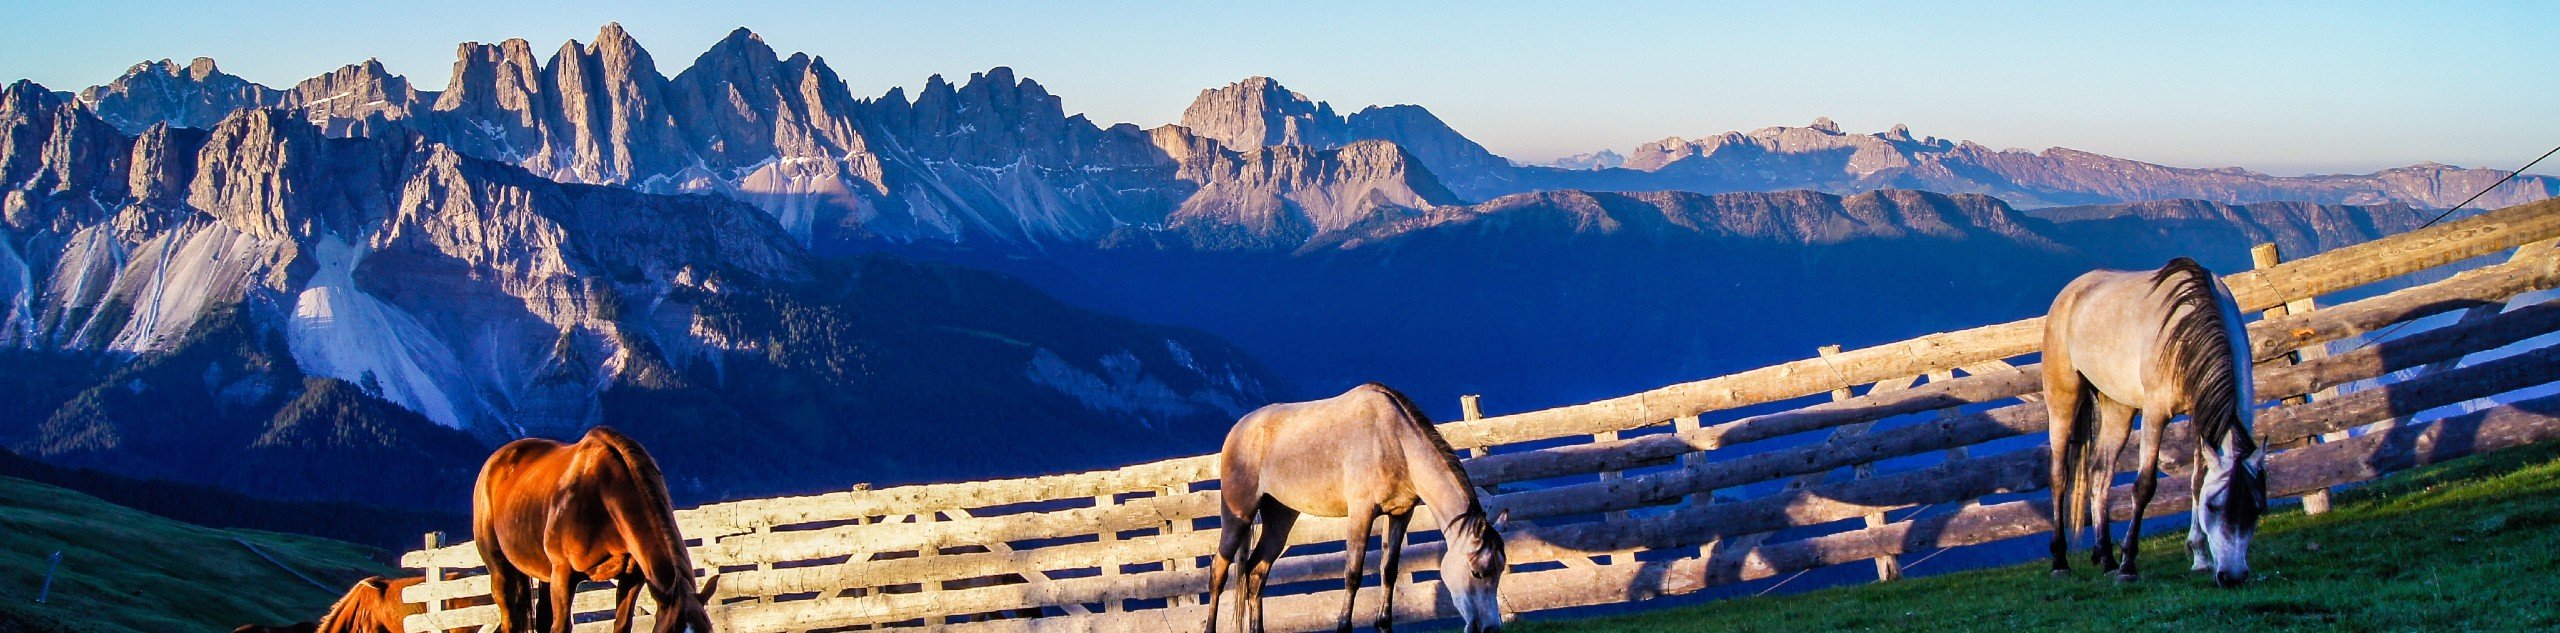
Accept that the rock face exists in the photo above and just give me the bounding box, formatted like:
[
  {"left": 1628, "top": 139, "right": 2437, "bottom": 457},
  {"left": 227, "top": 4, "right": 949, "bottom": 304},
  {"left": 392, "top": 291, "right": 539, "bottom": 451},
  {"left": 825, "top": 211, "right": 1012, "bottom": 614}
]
[
  {"left": 77, "top": 58, "right": 284, "bottom": 134},
  {"left": 1155, "top": 136, "right": 1460, "bottom": 250},
  {"left": 0, "top": 83, "right": 1276, "bottom": 504},
  {"left": 1179, "top": 77, "right": 1345, "bottom": 150}
]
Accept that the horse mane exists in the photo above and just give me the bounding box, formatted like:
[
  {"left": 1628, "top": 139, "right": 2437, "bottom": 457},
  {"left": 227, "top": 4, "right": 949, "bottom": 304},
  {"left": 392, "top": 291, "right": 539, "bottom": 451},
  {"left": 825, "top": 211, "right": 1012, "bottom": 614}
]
[
  {"left": 586, "top": 426, "right": 697, "bottom": 571},
  {"left": 1360, "top": 382, "right": 1485, "bottom": 511},
  {"left": 2150, "top": 258, "right": 2255, "bottom": 455}
]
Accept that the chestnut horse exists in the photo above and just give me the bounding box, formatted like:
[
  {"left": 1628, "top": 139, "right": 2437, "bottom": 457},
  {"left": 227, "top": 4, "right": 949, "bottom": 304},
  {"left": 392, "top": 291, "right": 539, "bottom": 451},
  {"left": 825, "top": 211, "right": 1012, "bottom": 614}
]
[
  {"left": 2045, "top": 258, "right": 2267, "bottom": 587},
  {"left": 475, "top": 426, "right": 712, "bottom": 632},
  {"left": 231, "top": 575, "right": 424, "bottom": 633},
  {"left": 1205, "top": 383, "right": 1509, "bottom": 633}
]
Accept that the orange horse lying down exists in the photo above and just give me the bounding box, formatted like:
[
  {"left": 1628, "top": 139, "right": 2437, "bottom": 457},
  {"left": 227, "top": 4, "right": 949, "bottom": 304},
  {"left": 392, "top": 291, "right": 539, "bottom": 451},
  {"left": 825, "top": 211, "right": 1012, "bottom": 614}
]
[
  {"left": 475, "top": 426, "right": 712, "bottom": 633},
  {"left": 231, "top": 575, "right": 424, "bottom": 633}
]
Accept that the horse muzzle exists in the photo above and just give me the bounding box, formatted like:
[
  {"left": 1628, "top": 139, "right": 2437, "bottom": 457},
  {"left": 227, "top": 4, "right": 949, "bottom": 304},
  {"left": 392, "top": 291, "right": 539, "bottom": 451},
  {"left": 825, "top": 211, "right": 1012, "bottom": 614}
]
[{"left": 2214, "top": 570, "right": 2248, "bottom": 588}]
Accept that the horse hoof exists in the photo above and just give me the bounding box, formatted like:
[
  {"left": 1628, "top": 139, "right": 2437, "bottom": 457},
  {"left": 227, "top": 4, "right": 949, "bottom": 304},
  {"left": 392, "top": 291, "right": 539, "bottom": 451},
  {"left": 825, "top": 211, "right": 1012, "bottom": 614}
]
[
  {"left": 2112, "top": 572, "right": 2140, "bottom": 584},
  {"left": 2050, "top": 569, "right": 2071, "bottom": 579}
]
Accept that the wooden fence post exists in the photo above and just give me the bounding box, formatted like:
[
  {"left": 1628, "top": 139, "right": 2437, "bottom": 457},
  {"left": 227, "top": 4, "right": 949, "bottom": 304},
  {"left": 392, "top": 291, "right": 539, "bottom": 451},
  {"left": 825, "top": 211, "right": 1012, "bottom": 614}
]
[
  {"left": 2253, "top": 243, "right": 2343, "bottom": 514},
  {"left": 923, "top": 513, "right": 947, "bottom": 625},
  {"left": 1809, "top": 346, "right": 1902, "bottom": 580},
  {"left": 1461, "top": 395, "right": 1486, "bottom": 458},
  {"left": 1931, "top": 370, "right": 1967, "bottom": 462},
  {"left": 419, "top": 531, "right": 444, "bottom": 627},
  {"left": 1095, "top": 494, "right": 1122, "bottom": 614},
  {"left": 1165, "top": 484, "right": 1195, "bottom": 607}
]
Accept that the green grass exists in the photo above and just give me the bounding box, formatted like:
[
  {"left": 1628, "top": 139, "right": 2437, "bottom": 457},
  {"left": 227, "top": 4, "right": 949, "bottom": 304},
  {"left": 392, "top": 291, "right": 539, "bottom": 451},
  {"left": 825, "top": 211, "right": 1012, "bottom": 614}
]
[
  {"left": 0, "top": 475, "right": 394, "bottom": 633},
  {"left": 1520, "top": 441, "right": 2560, "bottom": 632}
]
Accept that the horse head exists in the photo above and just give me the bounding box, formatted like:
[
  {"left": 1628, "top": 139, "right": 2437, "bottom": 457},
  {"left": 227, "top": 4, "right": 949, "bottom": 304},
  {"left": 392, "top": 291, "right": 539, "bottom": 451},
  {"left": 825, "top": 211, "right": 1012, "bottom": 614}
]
[
  {"left": 2196, "top": 430, "right": 2266, "bottom": 588},
  {"left": 1440, "top": 508, "right": 1511, "bottom": 632}
]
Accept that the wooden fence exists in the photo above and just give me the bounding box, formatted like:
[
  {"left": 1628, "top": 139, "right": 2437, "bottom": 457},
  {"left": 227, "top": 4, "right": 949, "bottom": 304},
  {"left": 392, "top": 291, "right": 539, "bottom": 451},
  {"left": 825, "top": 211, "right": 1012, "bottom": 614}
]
[{"left": 400, "top": 197, "right": 2560, "bottom": 632}]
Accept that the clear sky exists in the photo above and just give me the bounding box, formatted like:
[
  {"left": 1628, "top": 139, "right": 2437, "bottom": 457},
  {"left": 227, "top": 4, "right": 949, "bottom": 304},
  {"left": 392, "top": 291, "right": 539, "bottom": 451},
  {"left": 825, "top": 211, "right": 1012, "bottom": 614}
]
[{"left": 3, "top": 1, "right": 2554, "bottom": 176}]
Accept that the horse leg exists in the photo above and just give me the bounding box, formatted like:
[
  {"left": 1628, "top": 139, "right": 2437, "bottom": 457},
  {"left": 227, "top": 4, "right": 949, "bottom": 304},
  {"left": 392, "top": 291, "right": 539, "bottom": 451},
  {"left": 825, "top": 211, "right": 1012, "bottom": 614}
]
[
  {"left": 490, "top": 566, "right": 532, "bottom": 633},
  {"left": 2187, "top": 445, "right": 2213, "bottom": 572},
  {"left": 612, "top": 571, "right": 643, "bottom": 633},
  {"left": 547, "top": 573, "right": 579, "bottom": 633},
  {"left": 1335, "top": 507, "right": 1379, "bottom": 633},
  {"left": 2044, "top": 369, "right": 2091, "bottom": 577},
  {"left": 1242, "top": 502, "right": 1300, "bottom": 633},
  {"left": 1204, "top": 495, "right": 1259, "bottom": 633},
  {"left": 2115, "top": 408, "right": 2166, "bottom": 582},
  {"left": 1374, "top": 512, "right": 1412, "bottom": 633},
  {"left": 2086, "top": 395, "right": 2137, "bottom": 572}
]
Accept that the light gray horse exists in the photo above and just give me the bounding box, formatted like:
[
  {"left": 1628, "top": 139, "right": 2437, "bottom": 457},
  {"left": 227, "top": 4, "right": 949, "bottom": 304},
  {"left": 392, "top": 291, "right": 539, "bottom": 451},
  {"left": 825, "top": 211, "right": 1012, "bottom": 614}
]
[
  {"left": 2044, "top": 257, "right": 2267, "bottom": 587},
  {"left": 1204, "top": 383, "right": 1509, "bottom": 633}
]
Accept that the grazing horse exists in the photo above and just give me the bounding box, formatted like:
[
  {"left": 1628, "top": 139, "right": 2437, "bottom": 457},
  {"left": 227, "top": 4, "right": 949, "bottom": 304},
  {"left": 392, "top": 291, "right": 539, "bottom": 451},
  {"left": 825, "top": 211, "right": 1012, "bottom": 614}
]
[
  {"left": 2044, "top": 257, "right": 2268, "bottom": 587},
  {"left": 232, "top": 575, "right": 425, "bottom": 633},
  {"left": 475, "top": 426, "right": 713, "bottom": 633},
  {"left": 1204, "top": 383, "right": 1509, "bottom": 633}
]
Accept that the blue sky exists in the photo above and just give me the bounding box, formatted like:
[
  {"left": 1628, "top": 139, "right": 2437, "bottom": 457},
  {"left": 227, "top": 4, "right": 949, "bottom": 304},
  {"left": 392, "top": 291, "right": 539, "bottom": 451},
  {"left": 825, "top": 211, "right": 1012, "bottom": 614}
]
[{"left": 2, "top": 1, "right": 2553, "bottom": 175}]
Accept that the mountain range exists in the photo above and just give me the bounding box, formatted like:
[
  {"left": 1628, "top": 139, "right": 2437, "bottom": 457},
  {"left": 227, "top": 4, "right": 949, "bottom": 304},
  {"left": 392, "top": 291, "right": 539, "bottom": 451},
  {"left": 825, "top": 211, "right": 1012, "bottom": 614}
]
[
  {"left": 1, "top": 23, "right": 2539, "bottom": 524},
  {"left": 61, "top": 24, "right": 2554, "bottom": 254},
  {"left": 0, "top": 80, "right": 1272, "bottom": 506}
]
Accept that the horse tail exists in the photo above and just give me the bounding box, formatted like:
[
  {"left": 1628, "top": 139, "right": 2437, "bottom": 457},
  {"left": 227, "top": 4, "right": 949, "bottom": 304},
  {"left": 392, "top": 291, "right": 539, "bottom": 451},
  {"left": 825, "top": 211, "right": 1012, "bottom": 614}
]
[{"left": 2052, "top": 375, "right": 2100, "bottom": 542}]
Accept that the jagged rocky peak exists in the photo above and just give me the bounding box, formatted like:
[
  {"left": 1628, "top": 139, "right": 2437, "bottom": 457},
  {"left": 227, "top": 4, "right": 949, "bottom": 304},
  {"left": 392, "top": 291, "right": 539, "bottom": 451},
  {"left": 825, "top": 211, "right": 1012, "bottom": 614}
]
[
  {"left": 669, "top": 27, "right": 872, "bottom": 166},
  {"left": 188, "top": 107, "right": 398, "bottom": 243},
  {"left": 1180, "top": 76, "right": 1345, "bottom": 150},
  {"left": 287, "top": 58, "right": 424, "bottom": 137},
  {"left": 126, "top": 123, "right": 209, "bottom": 212},
  {"left": 872, "top": 66, "right": 1098, "bottom": 163},
  {"left": 1165, "top": 138, "right": 1461, "bottom": 248},
  {"left": 77, "top": 56, "right": 285, "bottom": 134},
  {"left": 3, "top": 80, "right": 133, "bottom": 232}
]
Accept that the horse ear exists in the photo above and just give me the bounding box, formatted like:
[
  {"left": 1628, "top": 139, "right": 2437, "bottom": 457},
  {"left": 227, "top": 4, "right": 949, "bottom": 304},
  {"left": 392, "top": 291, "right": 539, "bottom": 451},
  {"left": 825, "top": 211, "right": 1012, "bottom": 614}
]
[{"left": 1492, "top": 509, "right": 1511, "bottom": 527}]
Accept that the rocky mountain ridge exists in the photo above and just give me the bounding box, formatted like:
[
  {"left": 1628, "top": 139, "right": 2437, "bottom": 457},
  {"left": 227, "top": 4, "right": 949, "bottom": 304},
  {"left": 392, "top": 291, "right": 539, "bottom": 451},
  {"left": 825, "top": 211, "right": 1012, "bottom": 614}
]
[{"left": 67, "top": 25, "right": 2548, "bottom": 256}]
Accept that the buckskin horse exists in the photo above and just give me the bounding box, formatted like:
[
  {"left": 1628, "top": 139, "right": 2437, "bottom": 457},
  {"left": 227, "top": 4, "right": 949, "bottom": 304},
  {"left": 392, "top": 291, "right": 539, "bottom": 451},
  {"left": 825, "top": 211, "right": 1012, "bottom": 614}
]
[
  {"left": 2044, "top": 257, "right": 2268, "bottom": 587},
  {"left": 1204, "top": 383, "right": 1509, "bottom": 633},
  {"left": 475, "top": 426, "right": 713, "bottom": 632}
]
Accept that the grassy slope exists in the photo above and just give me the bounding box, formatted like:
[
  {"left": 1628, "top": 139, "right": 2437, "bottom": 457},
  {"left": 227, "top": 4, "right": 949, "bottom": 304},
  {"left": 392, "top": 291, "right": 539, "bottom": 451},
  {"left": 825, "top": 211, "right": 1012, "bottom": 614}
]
[
  {"left": 0, "top": 476, "right": 393, "bottom": 633},
  {"left": 1521, "top": 440, "right": 2560, "bottom": 632}
]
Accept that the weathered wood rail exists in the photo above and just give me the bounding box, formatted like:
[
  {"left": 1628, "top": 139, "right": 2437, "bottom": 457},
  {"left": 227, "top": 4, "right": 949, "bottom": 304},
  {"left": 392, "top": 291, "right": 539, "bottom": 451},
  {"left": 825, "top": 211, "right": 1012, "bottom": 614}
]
[{"left": 399, "top": 198, "right": 2560, "bottom": 632}]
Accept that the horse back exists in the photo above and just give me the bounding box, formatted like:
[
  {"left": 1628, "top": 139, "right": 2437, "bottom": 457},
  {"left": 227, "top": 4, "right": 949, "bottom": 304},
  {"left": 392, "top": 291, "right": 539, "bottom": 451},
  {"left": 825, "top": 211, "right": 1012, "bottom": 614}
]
[
  {"left": 473, "top": 437, "right": 579, "bottom": 576},
  {"left": 1220, "top": 385, "right": 1417, "bottom": 518}
]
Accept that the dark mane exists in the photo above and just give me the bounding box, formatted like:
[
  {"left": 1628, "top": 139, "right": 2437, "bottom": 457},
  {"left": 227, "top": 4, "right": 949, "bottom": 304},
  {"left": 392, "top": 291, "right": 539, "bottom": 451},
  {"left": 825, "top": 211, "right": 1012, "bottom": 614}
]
[
  {"left": 1360, "top": 382, "right": 1484, "bottom": 509},
  {"left": 2150, "top": 258, "right": 2254, "bottom": 455}
]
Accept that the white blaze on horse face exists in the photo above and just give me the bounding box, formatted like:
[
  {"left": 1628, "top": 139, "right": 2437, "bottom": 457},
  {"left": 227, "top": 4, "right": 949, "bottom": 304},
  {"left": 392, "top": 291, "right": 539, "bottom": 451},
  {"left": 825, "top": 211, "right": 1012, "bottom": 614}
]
[
  {"left": 1443, "top": 520, "right": 1495, "bottom": 633},
  {"left": 1440, "top": 532, "right": 1505, "bottom": 632},
  {"left": 2196, "top": 439, "right": 2260, "bottom": 587}
]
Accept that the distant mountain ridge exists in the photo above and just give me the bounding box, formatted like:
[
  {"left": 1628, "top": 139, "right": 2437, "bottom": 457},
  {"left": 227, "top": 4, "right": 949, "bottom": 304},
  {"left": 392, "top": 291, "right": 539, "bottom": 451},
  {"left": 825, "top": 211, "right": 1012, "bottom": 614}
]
[{"left": 58, "top": 24, "right": 2553, "bottom": 256}]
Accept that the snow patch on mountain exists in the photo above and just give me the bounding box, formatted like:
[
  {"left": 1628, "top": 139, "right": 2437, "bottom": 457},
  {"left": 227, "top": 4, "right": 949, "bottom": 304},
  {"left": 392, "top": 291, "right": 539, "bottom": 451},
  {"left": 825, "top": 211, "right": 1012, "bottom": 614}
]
[
  {"left": 285, "top": 238, "right": 485, "bottom": 430},
  {"left": 0, "top": 237, "right": 29, "bottom": 342},
  {"left": 108, "top": 222, "right": 276, "bottom": 353}
]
